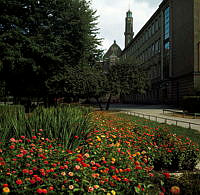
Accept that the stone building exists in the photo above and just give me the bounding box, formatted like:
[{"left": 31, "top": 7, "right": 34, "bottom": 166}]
[
  {"left": 104, "top": 0, "right": 200, "bottom": 105},
  {"left": 103, "top": 40, "right": 122, "bottom": 72}
]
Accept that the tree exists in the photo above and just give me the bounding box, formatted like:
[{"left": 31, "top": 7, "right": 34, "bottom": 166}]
[
  {"left": 0, "top": 0, "right": 102, "bottom": 105},
  {"left": 46, "top": 64, "right": 107, "bottom": 108},
  {"left": 104, "top": 57, "right": 148, "bottom": 110}
]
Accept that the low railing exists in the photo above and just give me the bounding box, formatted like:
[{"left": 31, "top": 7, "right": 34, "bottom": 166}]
[
  {"left": 125, "top": 111, "right": 200, "bottom": 129},
  {"left": 163, "top": 109, "right": 200, "bottom": 119}
]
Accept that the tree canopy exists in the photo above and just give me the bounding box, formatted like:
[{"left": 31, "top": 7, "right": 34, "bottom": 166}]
[{"left": 0, "top": 0, "right": 102, "bottom": 102}]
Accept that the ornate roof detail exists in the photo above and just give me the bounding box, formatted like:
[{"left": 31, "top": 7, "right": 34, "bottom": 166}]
[{"left": 103, "top": 40, "right": 122, "bottom": 60}]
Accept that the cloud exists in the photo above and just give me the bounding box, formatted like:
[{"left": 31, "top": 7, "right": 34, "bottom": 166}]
[{"left": 91, "top": 0, "right": 163, "bottom": 52}]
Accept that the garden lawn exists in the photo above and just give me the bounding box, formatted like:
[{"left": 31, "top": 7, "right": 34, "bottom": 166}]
[{"left": 0, "top": 111, "right": 199, "bottom": 194}]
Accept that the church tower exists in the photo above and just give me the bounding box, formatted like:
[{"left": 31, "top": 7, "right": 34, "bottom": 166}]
[{"left": 124, "top": 10, "right": 134, "bottom": 48}]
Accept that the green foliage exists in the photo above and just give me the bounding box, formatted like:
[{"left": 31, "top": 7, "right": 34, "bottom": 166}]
[
  {"left": 46, "top": 65, "right": 106, "bottom": 101},
  {"left": 109, "top": 58, "right": 148, "bottom": 96},
  {"left": 102, "top": 57, "right": 148, "bottom": 110},
  {"left": 0, "top": 0, "right": 102, "bottom": 100},
  {"left": 0, "top": 105, "right": 93, "bottom": 149}
]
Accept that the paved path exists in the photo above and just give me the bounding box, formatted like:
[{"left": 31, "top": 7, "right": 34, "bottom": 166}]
[{"left": 108, "top": 104, "right": 200, "bottom": 132}]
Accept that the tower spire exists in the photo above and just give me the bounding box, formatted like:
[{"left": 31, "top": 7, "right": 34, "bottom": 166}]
[{"left": 124, "top": 7, "right": 134, "bottom": 48}]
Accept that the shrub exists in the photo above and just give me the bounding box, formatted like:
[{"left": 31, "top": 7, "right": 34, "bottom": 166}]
[{"left": 181, "top": 96, "right": 200, "bottom": 113}]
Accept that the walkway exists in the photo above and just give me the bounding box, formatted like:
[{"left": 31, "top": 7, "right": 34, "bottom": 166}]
[{"left": 109, "top": 104, "right": 200, "bottom": 132}]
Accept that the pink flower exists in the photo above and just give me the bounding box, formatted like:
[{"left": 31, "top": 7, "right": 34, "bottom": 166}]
[
  {"left": 75, "top": 165, "right": 80, "bottom": 170},
  {"left": 10, "top": 138, "right": 16, "bottom": 142},
  {"left": 88, "top": 186, "right": 94, "bottom": 192}
]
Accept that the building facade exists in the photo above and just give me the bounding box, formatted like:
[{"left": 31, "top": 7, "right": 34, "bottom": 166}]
[{"left": 105, "top": 0, "right": 200, "bottom": 105}]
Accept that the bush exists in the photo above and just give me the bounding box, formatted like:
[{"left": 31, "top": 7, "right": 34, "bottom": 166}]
[{"left": 181, "top": 96, "right": 200, "bottom": 113}]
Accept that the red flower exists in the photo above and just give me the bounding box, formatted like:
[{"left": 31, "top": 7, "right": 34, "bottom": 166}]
[
  {"left": 3, "top": 184, "right": 8, "bottom": 187},
  {"left": 75, "top": 158, "right": 82, "bottom": 162},
  {"left": 125, "top": 168, "right": 131, "bottom": 172},
  {"left": 16, "top": 179, "right": 23, "bottom": 185},
  {"left": 91, "top": 166, "right": 97, "bottom": 171},
  {"left": 123, "top": 178, "right": 129, "bottom": 182},
  {"left": 110, "top": 166, "right": 116, "bottom": 170},
  {"left": 9, "top": 145, "right": 15, "bottom": 149},
  {"left": 36, "top": 188, "right": 43, "bottom": 194},
  {"left": 49, "top": 186, "right": 54, "bottom": 191},
  {"left": 32, "top": 136, "right": 37, "bottom": 139},
  {"left": 22, "top": 169, "right": 29, "bottom": 174},
  {"left": 30, "top": 179, "right": 36, "bottom": 184},
  {"left": 74, "top": 136, "right": 79, "bottom": 139},
  {"left": 163, "top": 172, "right": 170, "bottom": 179},
  {"left": 95, "top": 163, "right": 101, "bottom": 167},
  {"left": 135, "top": 166, "right": 142, "bottom": 170},
  {"left": 36, "top": 177, "right": 42, "bottom": 182}
]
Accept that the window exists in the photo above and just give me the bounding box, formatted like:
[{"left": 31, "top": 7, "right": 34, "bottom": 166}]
[
  {"left": 152, "top": 43, "right": 155, "bottom": 56},
  {"left": 165, "top": 41, "right": 170, "bottom": 50},
  {"left": 155, "top": 41, "right": 159, "bottom": 53},
  {"left": 158, "top": 39, "right": 161, "bottom": 53},
  {"left": 149, "top": 27, "right": 151, "bottom": 38},
  {"left": 155, "top": 19, "right": 158, "bottom": 31},
  {"left": 152, "top": 23, "right": 155, "bottom": 35},
  {"left": 164, "top": 7, "right": 170, "bottom": 40}
]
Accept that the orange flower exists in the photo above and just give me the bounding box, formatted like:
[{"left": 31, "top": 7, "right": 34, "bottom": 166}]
[
  {"left": 68, "top": 172, "right": 74, "bottom": 177},
  {"left": 92, "top": 173, "right": 99, "bottom": 178},
  {"left": 170, "top": 186, "right": 180, "bottom": 195}
]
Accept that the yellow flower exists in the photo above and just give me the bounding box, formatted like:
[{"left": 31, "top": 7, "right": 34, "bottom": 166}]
[
  {"left": 136, "top": 152, "right": 140, "bottom": 156},
  {"left": 3, "top": 187, "right": 10, "bottom": 193},
  {"left": 94, "top": 185, "right": 99, "bottom": 189},
  {"left": 61, "top": 171, "right": 66, "bottom": 176},
  {"left": 111, "top": 158, "right": 116, "bottom": 162},
  {"left": 107, "top": 193, "right": 111, "bottom": 195},
  {"left": 101, "top": 135, "right": 105, "bottom": 138},
  {"left": 115, "top": 142, "right": 120, "bottom": 147},
  {"left": 96, "top": 136, "right": 101, "bottom": 142},
  {"left": 111, "top": 190, "right": 116, "bottom": 195},
  {"left": 101, "top": 157, "right": 105, "bottom": 161}
]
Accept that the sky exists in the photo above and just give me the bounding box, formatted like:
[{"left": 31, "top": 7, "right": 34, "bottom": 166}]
[{"left": 91, "top": 0, "right": 163, "bottom": 53}]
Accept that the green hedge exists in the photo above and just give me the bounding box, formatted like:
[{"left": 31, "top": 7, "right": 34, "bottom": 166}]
[{"left": 181, "top": 96, "right": 200, "bottom": 113}]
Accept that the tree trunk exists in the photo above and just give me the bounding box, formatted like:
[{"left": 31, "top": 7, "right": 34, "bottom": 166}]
[
  {"left": 106, "top": 94, "right": 112, "bottom": 110},
  {"left": 95, "top": 97, "right": 103, "bottom": 110}
]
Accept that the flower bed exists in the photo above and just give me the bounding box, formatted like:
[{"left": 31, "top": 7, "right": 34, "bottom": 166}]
[{"left": 0, "top": 111, "right": 199, "bottom": 194}]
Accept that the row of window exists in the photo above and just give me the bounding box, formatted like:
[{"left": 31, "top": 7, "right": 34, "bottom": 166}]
[
  {"left": 164, "top": 7, "right": 170, "bottom": 40},
  {"left": 136, "top": 39, "right": 161, "bottom": 64},
  {"left": 131, "top": 16, "right": 161, "bottom": 51}
]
